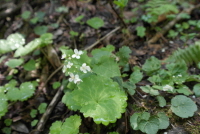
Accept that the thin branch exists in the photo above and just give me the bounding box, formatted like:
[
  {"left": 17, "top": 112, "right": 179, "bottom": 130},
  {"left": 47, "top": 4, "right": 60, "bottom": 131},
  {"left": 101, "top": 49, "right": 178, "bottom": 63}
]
[
  {"left": 108, "top": 0, "right": 127, "bottom": 29},
  {"left": 85, "top": 26, "right": 120, "bottom": 51}
]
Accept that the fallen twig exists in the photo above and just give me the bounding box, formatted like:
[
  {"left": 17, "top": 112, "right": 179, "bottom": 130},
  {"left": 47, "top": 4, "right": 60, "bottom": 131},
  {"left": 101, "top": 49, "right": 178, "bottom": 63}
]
[
  {"left": 148, "top": 4, "right": 200, "bottom": 44},
  {"left": 85, "top": 26, "right": 121, "bottom": 51}
]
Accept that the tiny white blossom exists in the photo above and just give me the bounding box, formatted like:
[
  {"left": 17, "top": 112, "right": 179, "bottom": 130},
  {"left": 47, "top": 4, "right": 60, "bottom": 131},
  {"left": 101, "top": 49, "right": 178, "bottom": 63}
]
[
  {"left": 72, "top": 49, "right": 83, "bottom": 59},
  {"left": 163, "top": 85, "right": 173, "bottom": 92},
  {"left": 80, "top": 63, "right": 91, "bottom": 73},
  {"left": 61, "top": 53, "right": 66, "bottom": 59},
  {"left": 177, "top": 74, "right": 182, "bottom": 77},
  {"left": 62, "top": 65, "right": 67, "bottom": 73},
  {"left": 69, "top": 73, "right": 82, "bottom": 84},
  {"left": 66, "top": 61, "right": 73, "bottom": 68}
]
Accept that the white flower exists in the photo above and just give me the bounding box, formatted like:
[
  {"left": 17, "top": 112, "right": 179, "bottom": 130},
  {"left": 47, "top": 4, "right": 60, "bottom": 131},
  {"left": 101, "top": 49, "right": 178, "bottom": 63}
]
[
  {"left": 177, "top": 74, "right": 182, "bottom": 77},
  {"left": 61, "top": 53, "right": 66, "bottom": 59},
  {"left": 72, "top": 49, "right": 83, "bottom": 59},
  {"left": 69, "top": 73, "right": 82, "bottom": 84},
  {"left": 62, "top": 65, "right": 67, "bottom": 73},
  {"left": 80, "top": 63, "right": 91, "bottom": 73},
  {"left": 66, "top": 61, "right": 73, "bottom": 68},
  {"left": 163, "top": 85, "right": 173, "bottom": 92}
]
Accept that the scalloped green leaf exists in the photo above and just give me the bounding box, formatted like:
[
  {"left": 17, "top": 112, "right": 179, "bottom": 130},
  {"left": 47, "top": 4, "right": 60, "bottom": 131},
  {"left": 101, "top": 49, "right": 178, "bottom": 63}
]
[
  {"left": 6, "top": 82, "right": 36, "bottom": 101},
  {"left": 14, "top": 38, "right": 42, "bottom": 57},
  {"left": 116, "top": 46, "right": 131, "bottom": 66},
  {"left": 142, "top": 56, "right": 161, "bottom": 75},
  {"left": 0, "top": 93, "right": 8, "bottom": 119},
  {"left": 92, "top": 57, "right": 121, "bottom": 78},
  {"left": 50, "top": 115, "right": 81, "bottom": 134},
  {"left": 0, "top": 33, "right": 25, "bottom": 55},
  {"left": 62, "top": 75, "right": 127, "bottom": 125},
  {"left": 138, "top": 117, "right": 159, "bottom": 134},
  {"left": 193, "top": 83, "right": 200, "bottom": 97},
  {"left": 171, "top": 95, "right": 197, "bottom": 118}
]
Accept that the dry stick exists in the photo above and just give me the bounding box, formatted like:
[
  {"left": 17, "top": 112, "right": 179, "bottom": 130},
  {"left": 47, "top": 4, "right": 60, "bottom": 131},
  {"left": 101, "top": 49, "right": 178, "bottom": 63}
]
[
  {"left": 85, "top": 26, "right": 121, "bottom": 51},
  {"left": 108, "top": 0, "right": 127, "bottom": 29},
  {"left": 148, "top": 4, "right": 200, "bottom": 44}
]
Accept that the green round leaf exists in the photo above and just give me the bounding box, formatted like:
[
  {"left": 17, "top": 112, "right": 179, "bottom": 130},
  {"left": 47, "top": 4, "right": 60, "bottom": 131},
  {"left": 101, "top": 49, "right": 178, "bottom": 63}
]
[
  {"left": 38, "top": 103, "right": 47, "bottom": 114},
  {"left": 171, "top": 95, "right": 197, "bottom": 118},
  {"left": 86, "top": 17, "right": 104, "bottom": 29},
  {"left": 138, "top": 117, "right": 159, "bottom": 134},
  {"left": 156, "top": 96, "right": 166, "bottom": 107},
  {"left": 0, "top": 94, "right": 8, "bottom": 119},
  {"left": 193, "top": 83, "right": 200, "bottom": 97},
  {"left": 62, "top": 75, "right": 127, "bottom": 125},
  {"left": 157, "top": 112, "right": 169, "bottom": 129}
]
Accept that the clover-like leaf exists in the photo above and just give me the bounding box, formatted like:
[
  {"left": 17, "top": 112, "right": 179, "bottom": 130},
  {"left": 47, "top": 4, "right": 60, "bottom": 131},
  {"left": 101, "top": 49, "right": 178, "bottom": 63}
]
[
  {"left": 136, "top": 26, "right": 146, "bottom": 38},
  {"left": 0, "top": 33, "right": 25, "bottom": 55},
  {"left": 130, "top": 66, "right": 143, "bottom": 84},
  {"left": 138, "top": 117, "right": 159, "bottom": 134},
  {"left": 142, "top": 56, "right": 161, "bottom": 75},
  {"left": 50, "top": 115, "right": 81, "bottom": 134},
  {"left": 86, "top": 17, "right": 104, "bottom": 29},
  {"left": 62, "top": 75, "right": 127, "bottom": 125},
  {"left": 171, "top": 95, "right": 197, "bottom": 118},
  {"left": 116, "top": 46, "right": 131, "bottom": 66},
  {"left": 14, "top": 39, "right": 42, "bottom": 57}
]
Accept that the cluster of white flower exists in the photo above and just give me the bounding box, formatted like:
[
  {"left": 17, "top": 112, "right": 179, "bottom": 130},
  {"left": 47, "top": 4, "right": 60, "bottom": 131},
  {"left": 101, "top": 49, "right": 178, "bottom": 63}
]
[
  {"left": 162, "top": 85, "right": 173, "bottom": 92},
  {"left": 61, "top": 49, "right": 92, "bottom": 84}
]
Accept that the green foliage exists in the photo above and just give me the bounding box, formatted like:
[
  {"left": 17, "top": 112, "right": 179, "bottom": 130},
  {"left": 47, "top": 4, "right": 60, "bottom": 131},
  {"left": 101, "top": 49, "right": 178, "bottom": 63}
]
[
  {"left": 142, "top": 56, "right": 161, "bottom": 75},
  {"left": 2, "top": 127, "right": 11, "bottom": 134},
  {"left": 136, "top": 26, "right": 146, "bottom": 37},
  {"left": 0, "top": 81, "right": 37, "bottom": 118},
  {"left": 167, "top": 41, "right": 200, "bottom": 66},
  {"left": 14, "top": 33, "right": 53, "bottom": 57},
  {"left": 116, "top": 46, "right": 131, "bottom": 66},
  {"left": 145, "top": 0, "right": 178, "bottom": 23},
  {"left": 30, "top": 109, "right": 37, "bottom": 118},
  {"left": 62, "top": 75, "right": 127, "bottom": 125},
  {"left": 5, "top": 58, "right": 24, "bottom": 68},
  {"left": 0, "top": 33, "right": 25, "bottom": 55},
  {"left": 22, "top": 11, "right": 31, "bottom": 20},
  {"left": 50, "top": 115, "right": 81, "bottom": 134},
  {"left": 193, "top": 83, "right": 200, "bottom": 97},
  {"left": 130, "top": 112, "right": 169, "bottom": 134},
  {"left": 70, "top": 31, "right": 79, "bottom": 37},
  {"left": 31, "top": 119, "right": 38, "bottom": 127},
  {"left": 23, "top": 59, "right": 36, "bottom": 71},
  {"left": 86, "top": 17, "right": 104, "bottom": 29},
  {"left": 156, "top": 96, "right": 166, "bottom": 107},
  {"left": 38, "top": 103, "right": 47, "bottom": 114},
  {"left": 4, "top": 119, "right": 12, "bottom": 126},
  {"left": 113, "top": 0, "right": 129, "bottom": 8},
  {"left": 56, "top": 6, "right": 68, "bottom": 13},
  {"left": 34, "top": 25, "right": 48, "bottom": 35},
  {"left": 170, "top": 95, "right": 197, "bottom": 118},
  {"left": 53, "top": 82, "right": 61, "bottom": 89},
  {"left": 129, "top": 66, "right": 143, "bottom": 84}
]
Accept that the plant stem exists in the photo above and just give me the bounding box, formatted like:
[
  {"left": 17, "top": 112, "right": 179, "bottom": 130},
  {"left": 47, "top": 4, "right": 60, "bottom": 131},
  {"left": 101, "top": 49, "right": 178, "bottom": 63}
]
[{"left": 96, "top": 124, "right": 101, "bottom": 134}]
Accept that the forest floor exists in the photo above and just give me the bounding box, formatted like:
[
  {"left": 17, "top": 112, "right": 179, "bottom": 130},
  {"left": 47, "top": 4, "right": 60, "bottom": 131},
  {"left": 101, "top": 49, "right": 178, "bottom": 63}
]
[{"left": 1, "top": 0, "right": 200, "bottom": 134}]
